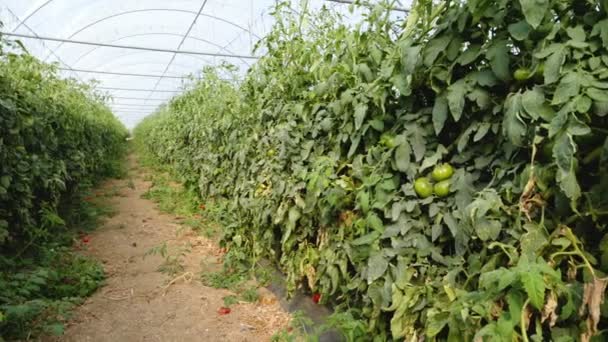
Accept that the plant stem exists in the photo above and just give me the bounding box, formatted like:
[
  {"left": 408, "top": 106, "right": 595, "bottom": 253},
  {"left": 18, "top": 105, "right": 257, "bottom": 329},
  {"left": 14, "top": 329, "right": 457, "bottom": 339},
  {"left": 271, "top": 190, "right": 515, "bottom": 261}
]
[{"left": 521, "top": 298, "right": 530, "bottom": 342}]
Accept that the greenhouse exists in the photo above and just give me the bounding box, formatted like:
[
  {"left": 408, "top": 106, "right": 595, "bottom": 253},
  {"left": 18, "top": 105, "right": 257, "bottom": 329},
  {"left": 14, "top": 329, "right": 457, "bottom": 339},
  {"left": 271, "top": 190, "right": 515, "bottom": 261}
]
[{"left": 0, "top": 0, "right": 607, "bottom": 341}]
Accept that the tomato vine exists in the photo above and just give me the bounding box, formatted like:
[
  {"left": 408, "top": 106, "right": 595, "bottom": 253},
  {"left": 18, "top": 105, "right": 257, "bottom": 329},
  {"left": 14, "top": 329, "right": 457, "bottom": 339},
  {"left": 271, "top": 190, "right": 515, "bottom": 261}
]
[{"left": 137, "top": 0, "right": 608, "bottom": 340}]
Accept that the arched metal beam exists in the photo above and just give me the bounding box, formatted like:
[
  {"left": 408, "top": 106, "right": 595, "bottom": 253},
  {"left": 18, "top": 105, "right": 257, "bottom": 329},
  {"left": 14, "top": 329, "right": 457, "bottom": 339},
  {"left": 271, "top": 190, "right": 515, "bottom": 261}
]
[
  {"left": 78, "top": 52, "right": 237, "bottom": 80},
  {"left": 71, "top": 32, "right": 252, "bottom": 67},
  {"left": 10, "top": 0, "right": 54, "bottom": 32},
  {"left": 76, "top": 52, "right": 217, "bottom": 77},
  {"left": 48, "top": 8, "right": 261, "bottom": 58}
]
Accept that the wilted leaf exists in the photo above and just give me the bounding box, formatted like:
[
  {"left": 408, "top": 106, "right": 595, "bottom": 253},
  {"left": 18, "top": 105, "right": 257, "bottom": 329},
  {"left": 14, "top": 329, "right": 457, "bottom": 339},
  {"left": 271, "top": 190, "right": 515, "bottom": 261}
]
[{"left": 579, "top": 277, "right": 608, "bottom": 342}]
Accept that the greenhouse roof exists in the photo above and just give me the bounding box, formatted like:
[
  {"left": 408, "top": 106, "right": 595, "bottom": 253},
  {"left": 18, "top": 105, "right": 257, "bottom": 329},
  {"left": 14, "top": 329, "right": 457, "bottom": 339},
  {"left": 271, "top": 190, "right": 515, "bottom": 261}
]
[{"left": 0, "top": 0, "right": 410, "bottom": 128}]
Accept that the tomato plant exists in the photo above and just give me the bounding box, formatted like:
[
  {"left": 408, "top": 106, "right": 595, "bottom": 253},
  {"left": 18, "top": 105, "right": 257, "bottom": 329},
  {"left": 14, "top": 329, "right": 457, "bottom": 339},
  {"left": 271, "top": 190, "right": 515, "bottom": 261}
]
[
  {"left": 0, "top": 33, "right": 127, "bottom": 339},
  {"left": 136, "top": 0, "right": 608, "bottom": 340}
]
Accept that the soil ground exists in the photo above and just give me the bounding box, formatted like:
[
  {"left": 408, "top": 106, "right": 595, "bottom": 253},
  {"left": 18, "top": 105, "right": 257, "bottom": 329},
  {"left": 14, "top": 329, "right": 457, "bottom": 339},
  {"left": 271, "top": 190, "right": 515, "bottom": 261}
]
[{"left": 47, "top": 155, "right": 290, "bottom": 342}]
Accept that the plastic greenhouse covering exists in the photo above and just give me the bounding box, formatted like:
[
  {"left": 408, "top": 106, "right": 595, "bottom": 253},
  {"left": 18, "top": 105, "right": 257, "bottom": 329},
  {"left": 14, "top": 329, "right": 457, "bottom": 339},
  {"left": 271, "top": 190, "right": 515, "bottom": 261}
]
[{"left": 0, "top": 0, "right": 410, "bottom": 129}]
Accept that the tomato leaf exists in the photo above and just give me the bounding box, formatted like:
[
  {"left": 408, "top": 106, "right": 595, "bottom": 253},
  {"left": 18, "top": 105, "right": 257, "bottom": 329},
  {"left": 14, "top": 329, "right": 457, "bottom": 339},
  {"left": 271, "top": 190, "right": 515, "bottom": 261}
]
[
  {"left": 394, "top": 142, "right": 411, "bottom": 172},
  {"left": 367, "top": 253, "right": 388, "bottom": 284},
  {"left": 432, "top": 95, "right": 448, "bottom": 134},
  {"left": 519, "top": 0, "right": 549, "bottom": 29},
  {"left": 486, "top": 39, "right": 510, "bottom": 81},
  {"left": 502, "top": 93, "right": 527, "bottom": 146},
  {"left": 447, "top": 80, "right": 467, "bottom": 122}
]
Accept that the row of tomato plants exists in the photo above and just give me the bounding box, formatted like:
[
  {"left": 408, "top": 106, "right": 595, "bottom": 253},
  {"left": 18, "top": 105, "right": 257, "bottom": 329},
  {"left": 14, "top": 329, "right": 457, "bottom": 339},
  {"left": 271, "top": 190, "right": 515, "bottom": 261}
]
[
  {"left": 136, "top": 1, "right": 607, "bottom": 340},
  {"left": 0, "top": 34, "right": 128, "bottom": 338}
]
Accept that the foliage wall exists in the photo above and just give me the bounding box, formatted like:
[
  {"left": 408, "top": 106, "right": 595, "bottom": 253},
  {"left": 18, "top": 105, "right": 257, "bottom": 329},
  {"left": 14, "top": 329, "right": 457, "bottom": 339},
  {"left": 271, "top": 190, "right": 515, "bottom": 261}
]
[
  {"left": 136, "top": 1, "right": 608, "bottom": 340},
  {"left": 0, "top": 35, "right": 128, "bottom": 337}
]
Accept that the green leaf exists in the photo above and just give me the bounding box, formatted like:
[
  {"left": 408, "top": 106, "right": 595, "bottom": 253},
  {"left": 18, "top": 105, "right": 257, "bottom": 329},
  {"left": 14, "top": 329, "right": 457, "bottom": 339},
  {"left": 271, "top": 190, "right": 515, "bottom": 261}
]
[
  {"left": 553, "top": 133, "right": 576, "bottom": 171},
  {"left": 475, "top": 218, "right": 502, "bottom": 241},
  {"left": 544, "top": 45, "right": 566, "bottom": 84},
  {"left": 348, "top": 135, "right": 361, "bottom": 158},
  {"left": 552, "top": 72, "right": 581, "bottom": 105},
  {"left": 566, "top": 25, "right": 586, "bottom": 42},
  {"left": 426, "top": 311, "right": 449, "bottom": 338},
  {"left": 567, "top": 115, "right": 591, "bottom": 136},
  {"left": 521, "top": 87, "right": 551, "bottom": 121},
  {"left": 354, "top": 103, "right": 368, "bottom": 130},
  {"left": 410, "top": 129, "right": 426, "bottom": 162},
  {"left": 502, "top": 93, "right": 527, "bottom": 146},
  {"left": 487, "top": 40, "right": 510, "bottom": 80},
  {"left": 519, "top": 0, "right": 549, "bottom": 28},
  {"left": 556, "top": 168, "right": 581, "bottom": 202},
  {"left": 553, "top": 133, "right": 581, "bottom": 201},
  {"left": 432, "top": 95, "right": 448, "bottom": 134},
  {"left": 358, "top": 190, "right": 370, "bottom": 213},
  {"left": 473, "top": 122, "right": 491, "bottom": 142},
  {"left": 574, "top": 95, "right": 592, "bottom": 114},
  {"left": 400, "top": 43, "right": 422, "bottom": 74},
  {"left": 395, "top": 142, "right": 411, "bottom": 172},
  {"left": 457, "top": 125, "right": 475, "bottom": 152},
  {"left": 367, "top": 253, "right": 389, "bottom": 283},
  {"left": 508, "top": 20, "right": 532, "bottom": 40},
  {"left": 521, "top": 223, "right": 549, "bottom": 258},
  {"left": 456, "top": 44, "right": 481, "bottom": 65},
  {"left": 0, "top": 176, "right": 10, "bottom": 189},
  {"left": 549, "top": 105, "right": 570, "bottom": 137},
  {"left": 367, "top": 212, "right": 384, "bottom": 232},
  {"left": 520, "top": 271, "right": 545, "bottom": 309},
  {"left": 423, "top": 35, "right": 452, "bottom": 67},
  {"left": 352, "top": 231, "right": 381, "bottom": 246},
  {"left": 586, "top": 87, "right": 608, "bottom": 101},
  {"left": 592, "top": 19, "right": 608, "bottom": 47},
  {"left": 447, "top": 80, "right": 467, "bottom": 121}
]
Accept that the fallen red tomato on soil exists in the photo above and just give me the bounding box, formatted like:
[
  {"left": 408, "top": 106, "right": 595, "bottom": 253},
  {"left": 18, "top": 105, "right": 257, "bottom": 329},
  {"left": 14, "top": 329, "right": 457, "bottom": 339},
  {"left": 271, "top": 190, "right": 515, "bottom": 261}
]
[
  {"left": 82, "top": 236, "right": 90, "bottom": 243},
  {"left": 218, "top": 307, "right": 231, "bottom": 315},
  {"left": 312, "top": 293, "right": 321, "bottom": 304}
]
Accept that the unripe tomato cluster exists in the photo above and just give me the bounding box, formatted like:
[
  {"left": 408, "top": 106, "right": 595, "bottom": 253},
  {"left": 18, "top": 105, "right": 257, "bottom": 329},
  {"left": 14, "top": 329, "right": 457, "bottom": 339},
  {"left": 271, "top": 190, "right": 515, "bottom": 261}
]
[{"left": 414, "top": 163, "right": 454, "bottom": 198}]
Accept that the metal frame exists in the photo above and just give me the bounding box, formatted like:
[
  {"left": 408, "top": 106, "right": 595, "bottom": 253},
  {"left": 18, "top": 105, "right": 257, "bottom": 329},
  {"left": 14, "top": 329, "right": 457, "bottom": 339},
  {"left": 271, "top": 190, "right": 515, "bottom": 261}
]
[
  {"left": 2, "top": 32, "right": 258, "bottom": 59},
  {"left": 145, "top": 1, "right": 209, "bottom": 103},
  {"left": 71, "top": 32, "right": 253, "bottom": 67},
  {"left": 44, "top": 8, "right": 261, "bottom": 59},
  {"left": 97, "top": 87, "right": 181, "bottom": 93},
  {"left": 58, "top": 67, "right": 189, "bottom": 79}
]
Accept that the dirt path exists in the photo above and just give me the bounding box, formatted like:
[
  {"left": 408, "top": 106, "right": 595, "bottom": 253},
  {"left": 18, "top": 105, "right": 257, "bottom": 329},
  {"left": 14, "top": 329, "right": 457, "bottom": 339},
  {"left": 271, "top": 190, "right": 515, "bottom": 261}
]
[{"left": 51, "top": 155, "right": 290, "bottom": 342}]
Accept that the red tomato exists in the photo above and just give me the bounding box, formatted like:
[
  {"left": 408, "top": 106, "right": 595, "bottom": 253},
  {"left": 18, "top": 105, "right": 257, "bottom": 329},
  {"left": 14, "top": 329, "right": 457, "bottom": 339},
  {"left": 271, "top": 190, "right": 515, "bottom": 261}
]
[
  {"left": 218, "top": 307, "right": 231, "bottom": 315},
  {"left": 312, "top": 293, "right": 321, "bottom": 304},
  {"left": 82, "top": 236, "right": 90, "bottom": 243}
]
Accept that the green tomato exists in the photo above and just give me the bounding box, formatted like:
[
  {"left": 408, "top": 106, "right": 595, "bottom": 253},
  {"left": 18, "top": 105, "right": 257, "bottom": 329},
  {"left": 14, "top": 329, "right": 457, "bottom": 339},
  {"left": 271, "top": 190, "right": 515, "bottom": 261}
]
[
  {"left": 380, "top": 133, "right": 396, "bottom": 148},
  {"left": 414, "top": 178, "right": 433, "bottom": 198},
  {"left": 513, "top": 68, "right": 531, "bottom": 81},
  {"left": 434, "top": 180, "right": 451, "bottom": 197},
  {"left": 431, "top": 163, "right": 454, "bottom": 181}
]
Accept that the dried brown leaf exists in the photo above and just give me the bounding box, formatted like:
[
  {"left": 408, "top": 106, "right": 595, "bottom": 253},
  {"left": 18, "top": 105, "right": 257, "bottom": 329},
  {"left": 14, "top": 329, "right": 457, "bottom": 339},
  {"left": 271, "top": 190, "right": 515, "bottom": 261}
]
[
  {"left": 579, "top": 277, "right": 608, "bottom": 341},
  {"left": 541, "top": 292, "right": 558, "bottom": 327}
]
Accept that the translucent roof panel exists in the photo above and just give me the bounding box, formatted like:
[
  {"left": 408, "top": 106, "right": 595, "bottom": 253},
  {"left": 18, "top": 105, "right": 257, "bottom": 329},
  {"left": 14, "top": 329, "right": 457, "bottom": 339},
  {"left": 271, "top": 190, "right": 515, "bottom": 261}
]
[{"left": 0, "top": 0, "right": 410, "bottom": 129}]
